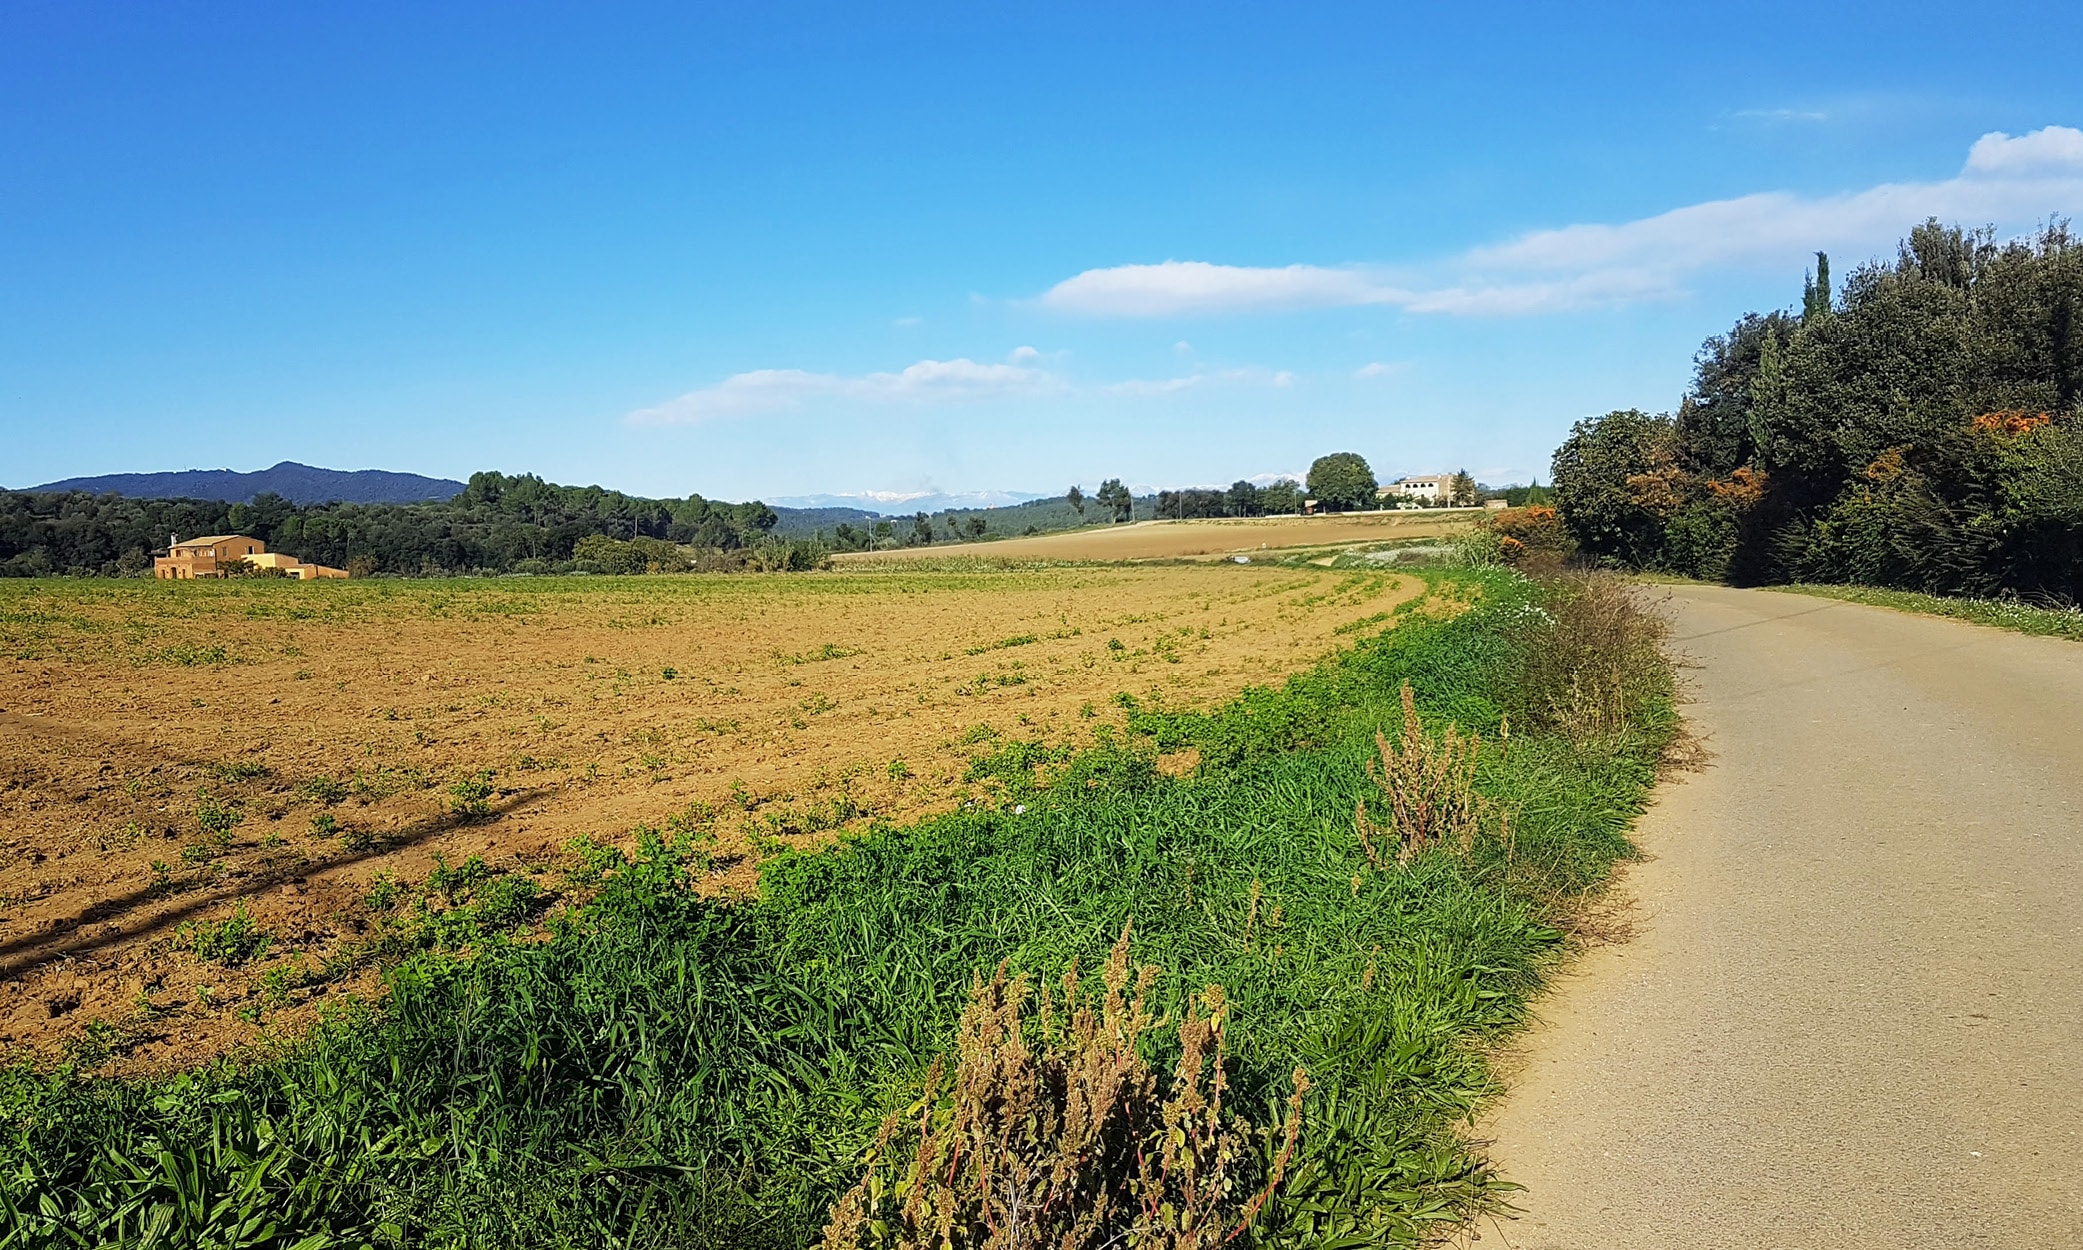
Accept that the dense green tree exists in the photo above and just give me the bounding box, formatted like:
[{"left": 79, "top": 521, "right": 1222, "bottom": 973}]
[
  {"left": 1094, "top": 479, "right": 1133, "bottom": 523},
  {"left": 1550, "top": 410, "right": 1681, "bottom": 567},
  {"left": 1677, "top": 311, "right": 1794, "bottom": 478},
  {"left": 1802, "top": 251, "right": 1832, "bottom": 324},
  {"left": 1259, "top": 480, "right": 1302, "bottom": 514},
  {"left": 1066, "top": 484, "right": 1084, "bottom": 514},
  {"left": 0, "top": 473, "right": 780, "bottom": 577},
  {"left": 1447, "top": 471, "right": 1478, "bottom": 507},
  {"left": 1304, "top": 452, "right": 1378, "bottom": 512},
  {"left": 1225, "top": 480, "right": 1263, "bottom": 517},
  {"left": 1551, "top": 220, "right": 2083, "bottom": 600}
]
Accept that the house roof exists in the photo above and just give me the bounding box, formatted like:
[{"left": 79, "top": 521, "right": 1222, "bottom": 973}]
[{"left": 173, "top": 535, "right": 254, "bottom": 547}]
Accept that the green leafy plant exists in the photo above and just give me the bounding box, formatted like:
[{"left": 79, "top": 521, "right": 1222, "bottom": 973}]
[
  {"left": 181, "top": 906, "right": 270, "bottom": 966},
  {"left": 447, "top": 771, "right": 496, "bottom": 820},
  {"left": 194, "top": 793, "right": 243, "bottom": 836},
  {"left": 363, "top": 873, "right": 404, "bottom": 912}
]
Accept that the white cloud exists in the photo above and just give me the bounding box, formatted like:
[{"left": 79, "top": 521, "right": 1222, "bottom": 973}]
[
  {"left": 1965, "top": 125, "right": 2083, "bottom": 176},
  {"left": 628, "top": 357, "right": 1062, "bottom": 426},
  {"left": 1042, "top": 260, "right": 1407, "bottom": 316},
  {"left": 1353, "top": 361, "right": 1406, "bottom": 379},
  {"left": 630, "top": 354, "right": 1295, "bottom": 426},
  {"left": 1038, "top": 126, "right": 2083, "bottom": 319},
  {"left": 1102, "top": 365, "right": 1298, "bottom": 397},
  {"left": 1099, "top": 366, "right": 1291, "bottom": 395}
]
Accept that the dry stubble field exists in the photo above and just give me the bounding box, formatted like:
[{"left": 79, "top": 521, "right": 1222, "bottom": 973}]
[
  {"left": 0, "top": 562, "right": 1427, "bottom": 1067},
  {"left": 841, "top": 508, "right": 1479, "bottom": 563}
]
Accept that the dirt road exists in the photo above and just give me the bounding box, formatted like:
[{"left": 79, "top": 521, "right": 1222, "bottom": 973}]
[{"left": 1478, "top": 584, "right": 2083, "bottom": 1248}]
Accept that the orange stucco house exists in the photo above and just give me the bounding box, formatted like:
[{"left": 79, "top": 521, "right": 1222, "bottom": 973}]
[{"left": 154, "top": 535, "right": 349, "bottom": 580}]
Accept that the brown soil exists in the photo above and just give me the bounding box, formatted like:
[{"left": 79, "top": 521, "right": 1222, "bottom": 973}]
[
  {"left": 838, "top": 510, "right": 1480, "bottom": 563},
  {"left": 0, "top": 564, "right": 1423, "bottom": 1068}
]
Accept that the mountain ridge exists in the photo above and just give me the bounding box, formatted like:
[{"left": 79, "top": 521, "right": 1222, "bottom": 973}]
[{"left": 24, "top": 461, "right": 466, "bottom": 506}]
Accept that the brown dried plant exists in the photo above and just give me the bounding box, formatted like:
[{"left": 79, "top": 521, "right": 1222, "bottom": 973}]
[
  {"left": 1357, "top": 681, "right": 1483, "bottom": 866},
  {"left": 1514, "top": 572, "right": 1673, "bottom": 741},
  {"left": 820, "top": 922, "right": 1307, "bottom": 1250}
]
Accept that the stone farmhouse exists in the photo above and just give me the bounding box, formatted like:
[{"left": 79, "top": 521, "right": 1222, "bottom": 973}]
[
  {"left": 154, "top": 535, "right": 348, "bottom": 580},
  {"left": 1381, "top": 474, "right": 1451, "bottom": 503}
]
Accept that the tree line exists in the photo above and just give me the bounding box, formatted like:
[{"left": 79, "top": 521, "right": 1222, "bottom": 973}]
[
  {"left": 0, "top": 471, "right": 783, "bottom": 577},
  {"left": 1553, "top": 220, "right": 2083, "bottom": 602},
  {"left": 816, "top": 458, "right": 1494, "bottom": 553}
]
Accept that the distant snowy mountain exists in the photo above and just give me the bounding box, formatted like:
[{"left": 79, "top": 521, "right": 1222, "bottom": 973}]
[
  {"left": 25, "top": 461, "right": 465, "bottom": 505},
  {"left": 771, "top": 489, "right": 1051, "bottom": 515}
]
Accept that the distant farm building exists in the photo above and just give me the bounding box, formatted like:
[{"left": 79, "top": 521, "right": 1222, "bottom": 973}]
[
  {"left": 155, "top": 535, "right": 348, "bottom": 580},
  {"left": 1382, "top": 475, "right": 1451, "bottom": 504}
]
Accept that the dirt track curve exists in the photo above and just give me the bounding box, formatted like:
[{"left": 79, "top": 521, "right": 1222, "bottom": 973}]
[{"left": 1477, "top": 584, "right": 2083, "bottom": 1249}]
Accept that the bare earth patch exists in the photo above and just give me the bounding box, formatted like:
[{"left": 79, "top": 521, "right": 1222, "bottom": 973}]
[{"left": 0, "top": 564, "right": 1421, "bottom": 1068}]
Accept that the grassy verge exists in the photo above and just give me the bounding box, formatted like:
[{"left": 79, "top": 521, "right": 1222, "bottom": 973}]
[
  {"left": 1780, "top": 583, "right": 2083, "bottom": 642},
  {"left": 0, "top": 568, "right": 1674, "bottom": 1249}
]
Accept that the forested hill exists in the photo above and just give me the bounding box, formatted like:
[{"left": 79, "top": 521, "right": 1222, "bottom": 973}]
[
  {"left": 1553, "top": 220, "right": 2083, "bottom": 603},
  {"left": 23, "top": 461, "right": 466, "bottom": 506},
  {"left": 0, "top": 471, "right": 784, "bottom": 577}
]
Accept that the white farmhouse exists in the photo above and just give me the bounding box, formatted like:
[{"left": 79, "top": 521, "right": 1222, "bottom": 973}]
[{"left": 1381, "top": 474, "right": 1451, "bottom": 504}]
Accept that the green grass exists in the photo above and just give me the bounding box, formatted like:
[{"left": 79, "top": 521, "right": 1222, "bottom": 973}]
[
  {"left": 0, "top": 568, "right": 1673, "bottom": 1249},
  {"left": 1780, "top": 583, "right": 2083, "bottom": 641}
]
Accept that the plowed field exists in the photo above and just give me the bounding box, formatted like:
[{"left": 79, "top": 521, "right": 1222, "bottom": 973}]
[{"left": 0, "top": 564, "right": 1429, "bottom": 1067}]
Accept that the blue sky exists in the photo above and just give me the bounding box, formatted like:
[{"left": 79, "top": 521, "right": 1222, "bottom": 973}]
[{"left": 6, "top": 1, "right": 2083, "bottom": 504}]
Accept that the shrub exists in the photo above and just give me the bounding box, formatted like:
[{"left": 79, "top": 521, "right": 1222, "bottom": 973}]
[
  {"left": 1490, "top": 505, "right": 1576, "bottom": 571},
  {"left": 571, "top": 534, "right": 693, "bottom": 574},
  {"left": 745, "top": 539, "right": 834, "bottom": 572}
]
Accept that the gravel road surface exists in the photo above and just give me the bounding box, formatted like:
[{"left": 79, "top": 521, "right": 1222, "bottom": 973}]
[{"left": 1476, "top": 584, "right": 2083, "bottom": 1249}]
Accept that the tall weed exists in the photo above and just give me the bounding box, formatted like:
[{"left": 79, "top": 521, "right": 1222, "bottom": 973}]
[
  {"left": 1357, "top": 681, "right": 1484, "bottom": 866},
  {"left": 1510, "top": 571, "right": 1673, "bottom": 740},
  {"left": 821, "top": 925, "right": 1305, "bottom": 1250}
]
